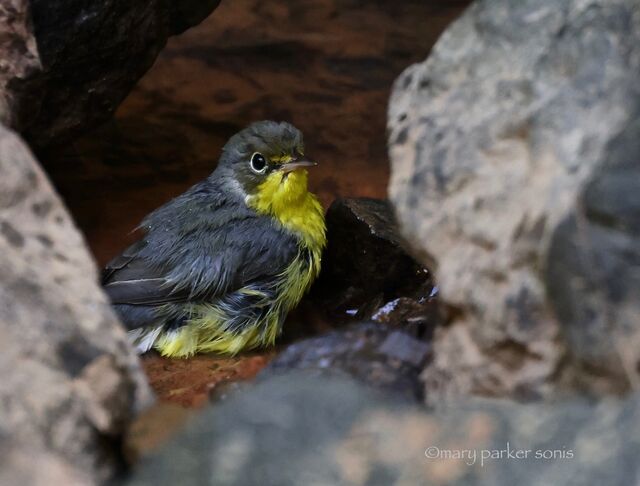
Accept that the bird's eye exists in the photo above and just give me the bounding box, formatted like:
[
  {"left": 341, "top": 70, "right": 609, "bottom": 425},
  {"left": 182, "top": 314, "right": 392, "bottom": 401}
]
[{"left": 250, "top": 153, "right": 268, "bottom": 174}]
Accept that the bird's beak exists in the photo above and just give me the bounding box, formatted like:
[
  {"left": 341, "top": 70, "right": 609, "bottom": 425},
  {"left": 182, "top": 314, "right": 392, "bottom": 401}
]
[{"left": 279, "top": 158, "right": 317, "bottom": 174}]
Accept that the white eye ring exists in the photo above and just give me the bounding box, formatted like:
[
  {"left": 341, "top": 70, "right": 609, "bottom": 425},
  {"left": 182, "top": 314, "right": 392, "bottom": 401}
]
[{"left": 250, "top": 153, "right": 268, "bottom": 174}]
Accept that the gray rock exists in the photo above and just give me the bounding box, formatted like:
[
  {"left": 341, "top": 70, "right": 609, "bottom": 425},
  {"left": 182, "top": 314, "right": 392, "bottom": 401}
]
[
  {"left": 127, "top": 372, "right": 640, "bottom": 486},
  {"left": 0, "top": 0, "right": 221, "bottom": 147},
  {"left": 264, "top": 322, "right": 430, "bottom": 401},
  {"left": 388, "top": 0, "right": 640, "bottom": 402},
  {"left": 547, "top": 112, "right": 640, "bottom": 393},
  {"left": 0, "top": 124, "right": 153, "bottom": 483}
]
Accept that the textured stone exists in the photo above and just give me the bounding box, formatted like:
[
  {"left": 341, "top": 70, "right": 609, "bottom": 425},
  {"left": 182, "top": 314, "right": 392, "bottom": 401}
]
[
  {"left": 388, "top": 0, "right": 640, "bottom": 402},
  {"left": 0, "top": 438, "right": 91, "bottom": 486},
  {"left": 547, "top": 113, "right": 640, "bottom": 392},
  {"left": 127, "top": 372, "right": 640, "bottom": 486},
  {"left": 0, "top": 0, "right": 222, "bottom": 147},
  {"left": 0, "top": 0, "right": 40, "bottom": 122},
  {"left": 312, "top": 198, "right": 434, "bottom": 325},
  {"left": 0, "top": 124, "right": 153, "bottom": 483},
  {"left": 264, "top": 322, "right": 430, "bottom": 401}
]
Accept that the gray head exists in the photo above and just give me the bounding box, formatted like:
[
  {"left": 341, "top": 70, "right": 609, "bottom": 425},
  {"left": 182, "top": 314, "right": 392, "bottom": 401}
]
[{"left": 215, "top": 121, "right": 315, "bottom": 195}]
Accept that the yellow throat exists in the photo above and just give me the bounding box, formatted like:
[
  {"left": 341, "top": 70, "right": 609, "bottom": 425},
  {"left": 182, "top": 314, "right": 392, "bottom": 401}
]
[{"left": 247, "top": 168, "right": 326, "bottom": 255}]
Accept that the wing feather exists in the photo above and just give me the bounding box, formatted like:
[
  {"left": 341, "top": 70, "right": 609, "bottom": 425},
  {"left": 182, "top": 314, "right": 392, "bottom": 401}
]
[{"left": 101, "top": 181, "right": 299, "bottom": 307}]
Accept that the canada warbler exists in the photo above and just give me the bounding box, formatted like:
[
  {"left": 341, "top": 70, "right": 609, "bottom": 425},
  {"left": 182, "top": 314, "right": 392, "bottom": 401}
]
[{"left": 102, "top": 121, "right": 326, "bottom": 357}]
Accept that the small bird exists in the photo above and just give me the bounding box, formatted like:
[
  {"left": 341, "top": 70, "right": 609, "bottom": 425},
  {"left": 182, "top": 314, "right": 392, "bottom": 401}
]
[{"left": 102, "top": 121, "right": 326, "bottom": 358}]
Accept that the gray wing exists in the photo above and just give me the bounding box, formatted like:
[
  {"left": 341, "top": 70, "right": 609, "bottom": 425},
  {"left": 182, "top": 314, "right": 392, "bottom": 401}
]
[
  {"left": 101, "top": 239, "right": 190, "bottom": 305},
  {"left": 102, "top": 183, "right": 299, "bottom": 306}
]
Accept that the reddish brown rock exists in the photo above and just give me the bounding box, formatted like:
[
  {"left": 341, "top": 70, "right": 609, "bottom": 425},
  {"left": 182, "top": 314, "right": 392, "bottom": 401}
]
[{"left": 141, "top": 352, "right": 274, "bottom": 408}]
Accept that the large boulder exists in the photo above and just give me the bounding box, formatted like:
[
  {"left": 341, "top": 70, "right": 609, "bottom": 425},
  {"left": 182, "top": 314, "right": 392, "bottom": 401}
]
[
  {"left": 388, "top": 0, "right": 640, "bottom": 402},
  {"left": 0, "top": 0, "right": 221, "bottom": 147},
  {"left": 127, "top": 372, "right": 640, "bottom": 486},
  {"left": 0, "top": 124, "right": 153, "bottom": 483}
]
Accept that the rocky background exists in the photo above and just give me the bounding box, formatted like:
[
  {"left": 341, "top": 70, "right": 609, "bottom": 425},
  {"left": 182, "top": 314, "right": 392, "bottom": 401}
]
[
  {"left": 0, "top": 0, "right": 220, "bottom": 483},
  {"left": 1, "top": 0, "right": 639, "bottom": 484},
  {"left": 0, "top": 122, "right": 153, "bottom": 484},
  {"left": 388, "top": 0, "right": 640, "bottom": 402},
  {"left": 41, "top": 0, "right": 470, "bottom": 262},
  {"left": 2, "top": 0, "right": 222, "bottom": 147}
]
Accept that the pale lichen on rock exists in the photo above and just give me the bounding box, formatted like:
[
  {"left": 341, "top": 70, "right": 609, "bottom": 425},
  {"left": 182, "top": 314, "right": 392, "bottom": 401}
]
[
  {"left": 0, "top": 124, "right": 153, "bottom": 483},
  {"left": 388, "top": 0, "right": 640, "bottom": 402}
]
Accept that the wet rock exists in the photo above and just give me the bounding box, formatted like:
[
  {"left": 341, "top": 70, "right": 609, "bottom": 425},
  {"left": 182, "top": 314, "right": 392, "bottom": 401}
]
[
  {"left": 127, "top": 372, "right": 640, "bottom": 486},
  {"left": 370, "top": 293, "right": 440, "bottom": 338},
  {"left": 0, "top": 0, "right": 222, "bottom": 147},
  {"left": 312, "top": 198, "right": 434, "bottom": 326},
  {"left": 0, "top": 124, "right": 153, "bottom": 483},
  {"left": 265, "top": 322, "right": 430, "bottom": 401},
  {"left": 388, "top": 0, "right": 640, "bottom": 402}
]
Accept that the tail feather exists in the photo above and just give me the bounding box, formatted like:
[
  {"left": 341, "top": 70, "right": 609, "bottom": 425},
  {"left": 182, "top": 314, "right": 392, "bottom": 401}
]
[{"left": 128, "top": 326, "right": 163, "bottom": 354}]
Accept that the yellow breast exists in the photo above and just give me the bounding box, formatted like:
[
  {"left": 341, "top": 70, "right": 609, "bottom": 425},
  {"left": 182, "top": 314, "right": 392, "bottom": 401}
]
[
  {"left": 247, "top": 168, "right": 326, "bottom": 310},
  {"left": 247, "top": 169, "right": 326, "bottom": 258}
]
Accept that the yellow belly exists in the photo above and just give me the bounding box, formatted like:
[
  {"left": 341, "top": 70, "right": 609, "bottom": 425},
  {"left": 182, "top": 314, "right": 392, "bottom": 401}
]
[{"left": 153, "top": 251, "right": 321, "bottom": 357}]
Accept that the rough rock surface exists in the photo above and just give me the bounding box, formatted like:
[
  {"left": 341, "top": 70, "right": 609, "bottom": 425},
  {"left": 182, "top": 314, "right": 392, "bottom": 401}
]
[
  {"left": 127, "top": 372, "right": 640, "bottom": 486},
  {"left": 547, "top": 113, "right": 640, "bottom": 392},
  {"left": 0, "top": 0, "right": 40, "bottom": 121},
  {"left": 388, "top": 0, "right": 640, "bottom": 402},
  {"left": 0, "top": 0, "right": 221, "bottom": 147},
  {"left": 0, "top": 437, "right": 91, "bottom": 486},
  {"left": 0, "top": 124, "right": 153, "bottom": 483},
  {"left": 264, "top": 322, "right": 430, "bottom": 401}
]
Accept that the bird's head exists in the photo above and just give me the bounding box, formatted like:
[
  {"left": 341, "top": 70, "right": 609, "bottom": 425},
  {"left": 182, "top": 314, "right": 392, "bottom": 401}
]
[{"left": 217, "top": 121, "right": 316, "bottom": 209}]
